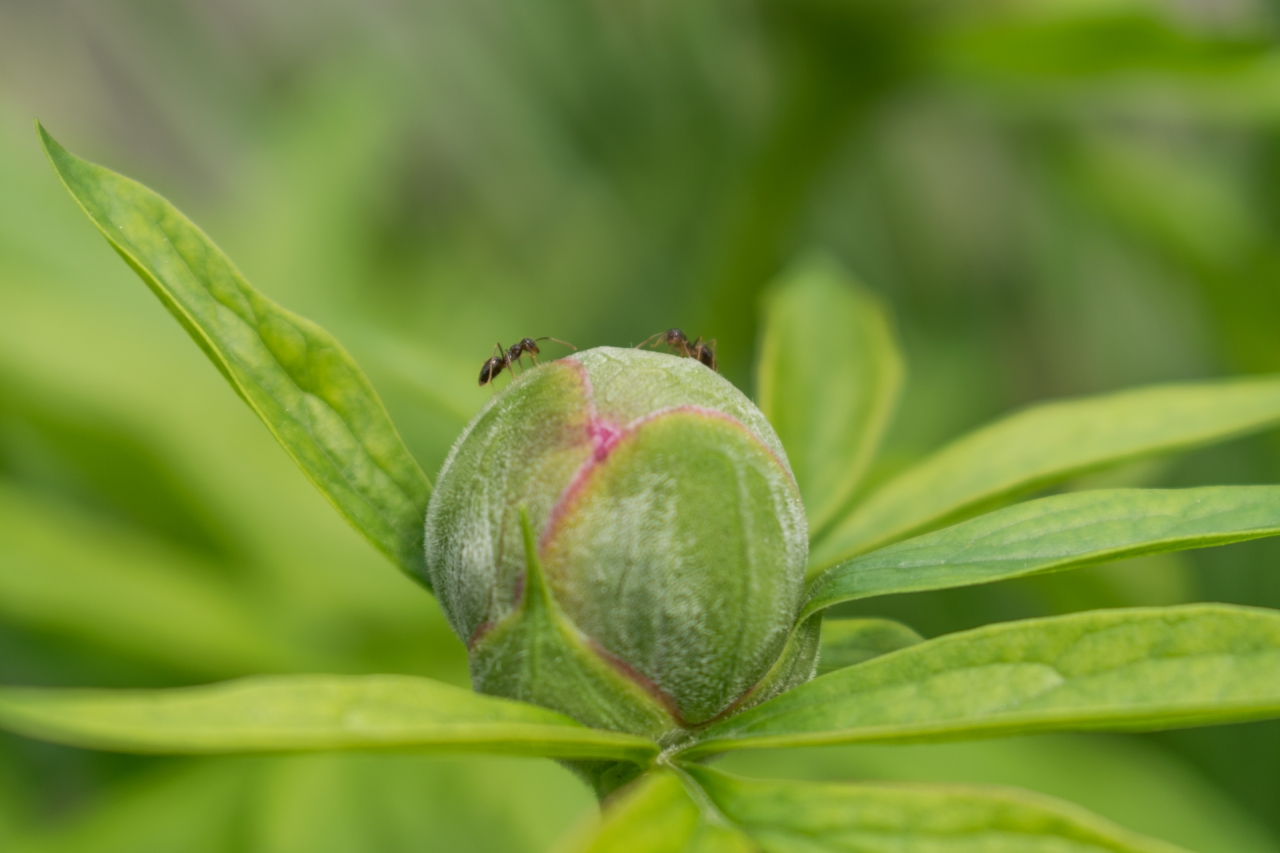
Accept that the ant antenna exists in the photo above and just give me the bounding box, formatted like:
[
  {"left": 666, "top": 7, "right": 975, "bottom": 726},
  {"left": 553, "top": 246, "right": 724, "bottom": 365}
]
[{"left": 636, "top": 331, "right": 666, "bottom": 350}]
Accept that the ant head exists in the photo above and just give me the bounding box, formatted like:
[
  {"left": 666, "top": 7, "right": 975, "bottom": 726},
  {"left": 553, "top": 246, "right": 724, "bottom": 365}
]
[
  {"left": 479, "top": 357, "right": 504, "bottom": 386},
  {"left": 665, "top": 328, "right": 686, "bottom": 345},
  {"left": 520, "top": 337, "right": 541, "bottom": 354}
]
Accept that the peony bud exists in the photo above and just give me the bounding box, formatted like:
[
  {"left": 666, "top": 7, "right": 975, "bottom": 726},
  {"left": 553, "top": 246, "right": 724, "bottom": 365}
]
[{"left": 424, "top": 347, "right": 811, "bottom": 739}]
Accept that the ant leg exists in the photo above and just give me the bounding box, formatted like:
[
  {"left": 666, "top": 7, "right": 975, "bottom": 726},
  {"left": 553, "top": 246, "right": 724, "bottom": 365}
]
[
  {"left": 636, "top": 332, "right": 664, "bottom": 350},
  {"left": 495, "top": 342, "right": 514, "bottom": 377}
]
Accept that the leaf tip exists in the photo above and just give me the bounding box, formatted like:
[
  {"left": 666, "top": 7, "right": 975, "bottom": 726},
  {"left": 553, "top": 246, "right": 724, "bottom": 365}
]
[
  {"left": 34, "top": 118, "right": 58, "bottom": 156},
  {"left": 33, "top": 120, "right": 79, "bottom": 187}
]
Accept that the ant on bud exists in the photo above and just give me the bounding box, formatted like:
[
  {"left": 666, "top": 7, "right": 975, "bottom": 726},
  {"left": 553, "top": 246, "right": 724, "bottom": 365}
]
[
  {"left": 637, "top": 328, "right": 717, "bottom": 372},
  {"left": 478, "top": 337, "right": 577, "bottom": 386}
]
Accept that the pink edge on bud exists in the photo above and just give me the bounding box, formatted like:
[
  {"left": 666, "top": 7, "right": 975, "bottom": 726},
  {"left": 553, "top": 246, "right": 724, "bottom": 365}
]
[
  {"left": 534, "top": 401, "right": 794, "bottom": 726},
  {"left": 538, "top": 404, "right": 773, "bottom": 555},
  {"left": 587, "top": 418, "right": 624, "bottom": 460},
  {"left": 467, "top": 619, "right": 495, "bottom": 650},
  {"left": 585, "top": 635, "right": 687, "bottom": 726}
]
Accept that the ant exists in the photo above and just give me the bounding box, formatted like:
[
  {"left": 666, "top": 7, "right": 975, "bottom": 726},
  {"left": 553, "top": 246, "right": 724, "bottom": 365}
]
[
  {"left": 637, "top": 328, "right": 717, "bottom": 371},
  {"left": 478, "top": 337, "right": 576, "bottom": 386}
]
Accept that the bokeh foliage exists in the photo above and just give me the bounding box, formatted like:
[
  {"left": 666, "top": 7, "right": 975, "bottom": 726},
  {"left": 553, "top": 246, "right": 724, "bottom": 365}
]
[{"left": 2, "top": 0, "right": 1280, "bottom": 849}]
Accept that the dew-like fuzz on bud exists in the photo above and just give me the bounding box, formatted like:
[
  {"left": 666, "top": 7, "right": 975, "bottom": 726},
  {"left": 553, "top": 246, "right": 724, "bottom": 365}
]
[{"left": 424, "top": 347, "right": 811, "bottom": 735}]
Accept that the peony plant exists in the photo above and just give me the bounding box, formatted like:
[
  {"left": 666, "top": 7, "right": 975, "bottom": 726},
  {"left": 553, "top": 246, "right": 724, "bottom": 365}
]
[{"left": 6, "top": 125, "right": 1280, "bottom": 851}]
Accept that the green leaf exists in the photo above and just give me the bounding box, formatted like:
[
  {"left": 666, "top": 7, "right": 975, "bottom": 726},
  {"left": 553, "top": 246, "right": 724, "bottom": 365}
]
[
  {"left": 818, "top": 618, "right": 923, "bottom": 675},
  {"left": 35, "top": 124, "right": 432, "bottom": 585},
  {"left": 558, "top": 769, "right": 755, "bottom": 853},
  {"left": 565, "top": 766, "right": 1187, "bottom": 853},
  {"left": 685, "top": 766, "right": 1188, "bottom": 853},
  {"left": 717, "top": 735, "right": 1280, "bottom": 852},
  {"left": 756, "top": 255, "right": 903, "bottom": 533},
  {"left": 0, "top": 674, "right": 658, "bottom": 763},
  {"left": 683, "top": 604, "right": 1280, "bottom": 758},
  {"left": 811, "top": 376, "right": 1280, "bottom": 568},
  {"left": 806, "top": 486, "right": 1280, "bottom": 617}
]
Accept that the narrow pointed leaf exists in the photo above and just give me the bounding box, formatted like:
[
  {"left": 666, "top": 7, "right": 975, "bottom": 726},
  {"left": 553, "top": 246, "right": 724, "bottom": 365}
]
[
  {"left": 812, "top": 376, "right": 1280, "bottom": 567},
  {"left": 682, "top": 604, "right": 1280, "bottom": 758},
  {"left": 806, "top": 486, "right": 1280, "bottom": 617},
  {"left": 559, "top": 769, "right": 755, "bottom": 853},
  {"left": 0, "top": 674, "right": 658, "bottom": 763},
  {"left": 818, "top": 618, "right": 923, "bottom": 675},
  {"left": 756, "top": 256, "right": 903, "bottom": 533},
  {"left": 36, "top": 124, "right": 432, "bottom": 584},
  {"left": 685, "top": 766, "right": 1188, "bottom": 853}
]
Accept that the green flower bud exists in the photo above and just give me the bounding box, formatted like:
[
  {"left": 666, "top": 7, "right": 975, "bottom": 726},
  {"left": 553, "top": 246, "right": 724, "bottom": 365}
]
[{"left": 424, "top": 347, "right": 811, "bottom": 738}]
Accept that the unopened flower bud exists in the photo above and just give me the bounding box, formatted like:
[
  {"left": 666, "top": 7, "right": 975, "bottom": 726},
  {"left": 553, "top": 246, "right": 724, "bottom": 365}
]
[{"left": 424, "top": 347, "right": 810, "bottom": 737}]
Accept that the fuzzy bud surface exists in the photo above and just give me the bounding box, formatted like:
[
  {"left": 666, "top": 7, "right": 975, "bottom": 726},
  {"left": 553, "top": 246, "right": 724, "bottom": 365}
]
[{"left": 424, "top": 347, "right": 809, "bottom": 735}]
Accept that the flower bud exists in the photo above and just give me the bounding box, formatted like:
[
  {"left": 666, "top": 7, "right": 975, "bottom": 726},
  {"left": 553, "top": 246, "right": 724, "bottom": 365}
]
[{"left": 424, "top": 347, "right": 810, "bottom": 737}]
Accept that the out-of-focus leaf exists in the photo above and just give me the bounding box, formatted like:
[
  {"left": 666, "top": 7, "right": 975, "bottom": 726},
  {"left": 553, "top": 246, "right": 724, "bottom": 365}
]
[
  {"left": 806, "top": 487, "right": 1280, "bottom": 616},
  {"left": 0, "top": 482, "right": 290, "bottom": 676},
  {"left": 36, "top": 125, "right": 433, "bottom": 585},
  {"left": 255, "top": 753, "right": 592, "bottom": 853},
  {"left": 0, "top": 674, "right": 659, "bottom": 762},
  {"left": 756, "top": 255, "right": 903, "bottom": 533},
  {"left": 558, "top": 769, "right": 755, "bottom": 853},
  {"left": 818, "top": 617, "right": 923, "bottom": 674},
  {"left": 11, "top": 759, "right": 255, "bottom": 853},
  {"left": 1061, "top": 133, "right": 1280, "bottom": 374},
  {"left": 357, "top": 332, "right": 481, "bottom": 426},
  {"left": 0, "top": 749, "right": 25, "bottom": 848},
  {"left": 0, "top": 369, "right": 242, "bottom": 564},
  {"left": 686, "top": 765, "right": 1188, "bottom": 853},
  {"left": 11, "top": 752, "right": 591, "bottom": 853},
  {"left": 683, "top": 604, "right": 1280, "bottom": 757},
  {"left": 719, "top": 735, "right": 1280, "bottom": 853},
  {"left": 937, "top": 12, "right": 1269, "bottom": 81},
  {"left": 811, "top": 377, "right": 1280, "bottom": 568}
]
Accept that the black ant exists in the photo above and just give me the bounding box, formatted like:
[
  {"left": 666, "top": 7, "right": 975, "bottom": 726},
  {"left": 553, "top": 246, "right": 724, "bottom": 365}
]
[
  {"left": 637, "top": 328, "right": 717, "bottom": 371},
  {"left": 478, "top": 337, "right": 576, "bottom": 386}
]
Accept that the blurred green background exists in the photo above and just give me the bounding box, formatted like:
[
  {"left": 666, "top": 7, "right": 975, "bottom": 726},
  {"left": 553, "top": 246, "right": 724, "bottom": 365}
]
[{"left": 2, "top": 0, "right": 1279, "bottom": 850}]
